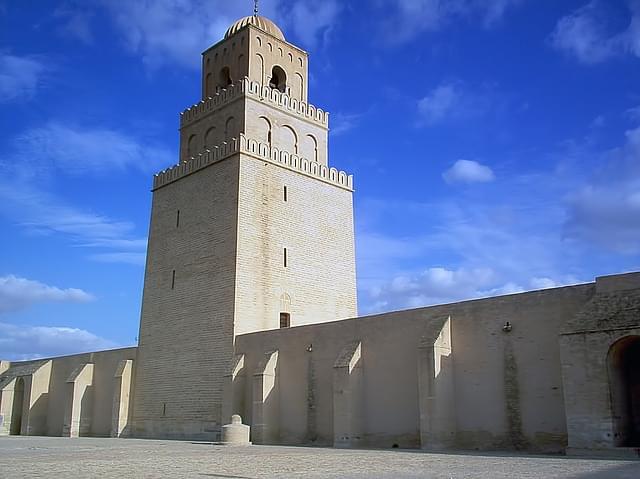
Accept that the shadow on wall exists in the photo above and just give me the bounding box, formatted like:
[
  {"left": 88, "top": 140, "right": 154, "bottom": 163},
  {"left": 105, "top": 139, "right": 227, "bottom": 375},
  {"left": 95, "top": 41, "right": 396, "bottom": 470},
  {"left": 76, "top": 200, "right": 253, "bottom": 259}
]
[
  {"left": 79, "top": 385, "right": 94, "bottom": 436},
  {"left": 10, "top": 377, "right": 24, "bottom": 435},
  {"left": 29, "top": 391, "right": 49, "bottom": 435}
]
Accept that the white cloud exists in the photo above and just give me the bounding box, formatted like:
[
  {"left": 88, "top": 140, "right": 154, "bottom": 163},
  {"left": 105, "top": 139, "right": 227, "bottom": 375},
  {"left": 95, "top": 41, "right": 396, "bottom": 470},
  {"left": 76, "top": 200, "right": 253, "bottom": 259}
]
[
  {"left": 89, "top": 252, "right": 146, "bottom": 266},
  {"left": 0, "top": 275, "right": 94, "bottom": 314},
  {"left": 0, "top": 182, "right": 147, "bottom": 265},
  {"left": 627, "top": 105, "right": 640, "bottom": 121},
  {"left": 355, "top": 167, "right": 592, "bottom": 314},
  {"left": 0, "top": 53, "right": 45, "bottom": 102},
  {"left": 443, "top": 159, "right": 495, "bottom": 184},
  {"left": 94, "top": 0, "right": 251, "bottom": 69},
  {"left": 0, "top": 122, "right": 160, "bottom": 265},
  {"left": 12, "top": 122, "right": 173, "bottom": 178},
  {"left": 282, "top": 1, "right": 341, "bottom": 48},
  {"left": 417, "top": 81, "right": 503, "bottom": 126},
  {"left": 564, "top": 124, "right": 640, "bottom": 253},
  {"left": 356, "top": 115, "right": 640, "bottom": 314},
  {"left": 529, "top": 277, "right": 560, "bottom": 289},
  {"left": 331, "top": 112, "right": 363, "bottom": 136},
  {"left": 363, "top": 266, "right": 569, "bottom": 313},
  {"left": 0, "top": 322, "right": 119, "bottom": 361},
  {"left": 418, "top": 83, "right": 461, "bottom": 124},
  {"left": 378, "top": 0, "right": 524, "bottom": 43},
  {"left": 54, "top": 5, "right": 94, "bottom": 44},
  {"left": 64, "top": 1, "right": 338, "bottom": 69},
  {"left": 369, "top": 266, "right": 496, "bottom": 309},
  {"left": 551, "top": 1, "right": 640, "bottom": 64}
]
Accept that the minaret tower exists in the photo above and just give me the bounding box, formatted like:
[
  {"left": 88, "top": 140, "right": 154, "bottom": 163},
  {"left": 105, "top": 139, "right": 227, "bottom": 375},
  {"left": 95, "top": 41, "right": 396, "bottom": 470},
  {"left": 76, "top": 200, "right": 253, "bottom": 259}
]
[{"left": 131, "top": 12, "right": 357, "bottom": 440}]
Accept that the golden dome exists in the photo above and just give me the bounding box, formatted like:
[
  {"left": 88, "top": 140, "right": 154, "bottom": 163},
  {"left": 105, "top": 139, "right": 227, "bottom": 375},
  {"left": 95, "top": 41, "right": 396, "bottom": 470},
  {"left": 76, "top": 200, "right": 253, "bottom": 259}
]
[{"left": 224, "top": 15, "right": 285, "bottom": 41}]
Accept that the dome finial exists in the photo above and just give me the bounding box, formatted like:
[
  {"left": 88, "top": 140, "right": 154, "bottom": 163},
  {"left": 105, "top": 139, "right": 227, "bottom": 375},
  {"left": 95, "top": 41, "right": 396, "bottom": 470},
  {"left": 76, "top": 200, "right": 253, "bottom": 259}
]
[{"left": 254, "top": 0, "right": 259, "bottom": 16}]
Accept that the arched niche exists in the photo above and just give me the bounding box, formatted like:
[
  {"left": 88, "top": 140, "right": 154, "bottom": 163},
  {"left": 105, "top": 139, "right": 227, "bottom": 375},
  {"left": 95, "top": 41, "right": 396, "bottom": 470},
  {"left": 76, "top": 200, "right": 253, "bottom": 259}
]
[
  {"left": 205, "top": 73, "right": 213, "bottom": 97},
  {"left": 280, "top": 293, "right": 291, "bottom": 312},
  {"left": 294, "top": 72, "right": 304, "bottom": 101},
  {"left": 255, "top": 53, "right": 265, "bottom": 86},
  {"left": 258, "top": 116, "right": 272, "bottom": 145},
  {"left": 303, "top": 134, "right": 318, "bottom": 162},
  {"left": 204, "top": 127, "right": 217, "bottom": 149},
  {"left": 280, "top": 125, "right": 298, "bottom": 154},
  {"left": 225, "top": 117, "right": 237, "bottom": 140},
  {"left": 187, "top": 134, "right": 198, "bottom": 157},
  {"left": 608, "top": 335, "right": 640, "bottom": 447}
]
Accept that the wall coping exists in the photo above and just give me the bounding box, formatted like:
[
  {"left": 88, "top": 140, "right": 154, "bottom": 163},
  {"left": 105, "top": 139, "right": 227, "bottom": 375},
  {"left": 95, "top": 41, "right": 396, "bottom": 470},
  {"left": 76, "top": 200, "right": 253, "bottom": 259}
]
[
  {"left": 180, "top": 77, "right": 329, "bottom": 129},
  {"left": 152, "top": 133, "right": 354, "bottom": 191}
]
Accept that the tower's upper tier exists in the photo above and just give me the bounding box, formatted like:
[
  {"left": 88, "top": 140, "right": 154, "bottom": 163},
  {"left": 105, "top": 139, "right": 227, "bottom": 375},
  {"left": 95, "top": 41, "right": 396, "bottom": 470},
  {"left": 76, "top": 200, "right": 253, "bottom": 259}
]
[{"left": 224, "top": 15, "right": 285, "bottom": 41}]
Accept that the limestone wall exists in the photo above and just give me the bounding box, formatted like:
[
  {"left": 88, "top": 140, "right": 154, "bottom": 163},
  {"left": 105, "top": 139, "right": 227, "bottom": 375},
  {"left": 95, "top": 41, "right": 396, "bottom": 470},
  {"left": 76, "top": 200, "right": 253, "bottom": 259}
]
[
  {"left": 179, "top": 98, "right": 245, "bottom": 162},
  {"left": 246, "top": 25, "right": 308, "bottom": 101},
  {"left": 0, "top": 348, "right": 136, "bottom": 437},
  {"left": 559, "top": 272, "right": 640, "bottom": 453},
  {"left": 245, "top": 96, "right": 328, "bottom": 166},
  {"left": 131, "top": 157, "right": 241, "bottom": 440},
  {"left": 234, "top": 151, "right": 357, "bottom": 336},
  {"left": 233, "top": 284, "right": 595, "bottom": 452}
]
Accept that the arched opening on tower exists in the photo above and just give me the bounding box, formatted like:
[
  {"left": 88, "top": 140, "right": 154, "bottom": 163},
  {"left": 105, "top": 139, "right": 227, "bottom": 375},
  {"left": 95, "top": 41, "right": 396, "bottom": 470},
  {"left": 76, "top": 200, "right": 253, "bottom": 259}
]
[
  {"left": 10, "top": 377, "right": 25, "bottom": 435},
  {"left": 269, "top": 66, "right": 287, "bottom": 93},
  {"left": 219, "top": 66, "right": 232, "bottom": 88},
  {"left": 608, "top": 335, "right": 640, "bottom": 447}
]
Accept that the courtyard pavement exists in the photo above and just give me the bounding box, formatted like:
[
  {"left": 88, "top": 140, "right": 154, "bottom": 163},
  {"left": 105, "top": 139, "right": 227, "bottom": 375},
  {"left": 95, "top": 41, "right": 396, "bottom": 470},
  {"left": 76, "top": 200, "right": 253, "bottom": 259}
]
[{"left": 0, "top": 436, "right": 639, "bottom": 478}]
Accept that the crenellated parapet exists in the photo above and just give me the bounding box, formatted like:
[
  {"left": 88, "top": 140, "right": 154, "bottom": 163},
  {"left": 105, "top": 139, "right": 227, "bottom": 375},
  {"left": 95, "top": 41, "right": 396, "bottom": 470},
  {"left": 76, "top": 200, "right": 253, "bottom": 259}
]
[
  {"left": 153, "top": 133, "right": 352, "bottom": 191},
  {"left": 179, "top": 77, "right": 329, "bottom": 129}
]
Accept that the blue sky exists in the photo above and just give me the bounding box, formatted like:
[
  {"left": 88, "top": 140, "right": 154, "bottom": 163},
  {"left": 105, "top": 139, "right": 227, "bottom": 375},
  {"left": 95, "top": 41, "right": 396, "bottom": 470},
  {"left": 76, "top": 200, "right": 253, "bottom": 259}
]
[{"left": 1, "top": 0, "right": 639, "bottom": 360}]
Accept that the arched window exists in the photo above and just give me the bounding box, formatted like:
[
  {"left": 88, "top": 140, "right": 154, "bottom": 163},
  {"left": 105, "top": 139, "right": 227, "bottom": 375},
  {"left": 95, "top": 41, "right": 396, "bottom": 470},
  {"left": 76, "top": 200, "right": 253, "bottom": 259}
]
[
  {"left": 269, "top": 65, "right": 287, "bottom": 93},
  {"left": 187, "top": 134, "right": 197, "bottom": 157},
  {"left": 219, "top": 66, "right": 232, "bottom": 88}
]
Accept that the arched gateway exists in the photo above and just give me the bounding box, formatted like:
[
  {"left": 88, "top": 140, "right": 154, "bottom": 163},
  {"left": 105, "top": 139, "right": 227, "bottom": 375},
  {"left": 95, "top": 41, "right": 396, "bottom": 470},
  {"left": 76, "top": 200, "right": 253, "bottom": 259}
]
[{"left": 608, "top": 335, "right": 640, "bottom": 447}]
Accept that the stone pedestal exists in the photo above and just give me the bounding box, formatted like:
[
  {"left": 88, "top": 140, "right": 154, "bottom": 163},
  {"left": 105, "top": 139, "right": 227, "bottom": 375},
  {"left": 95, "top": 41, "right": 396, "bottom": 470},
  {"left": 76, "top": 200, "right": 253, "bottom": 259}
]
[{"left": 221, "top": 415, "right": 251, "bottom": 446}]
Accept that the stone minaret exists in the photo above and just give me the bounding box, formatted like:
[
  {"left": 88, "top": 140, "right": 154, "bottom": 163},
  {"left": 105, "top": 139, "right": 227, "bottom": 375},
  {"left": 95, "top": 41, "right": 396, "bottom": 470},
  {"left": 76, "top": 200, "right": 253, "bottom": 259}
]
[{"left": 131, "top": 15, "right": 357, "bottom": 440}]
